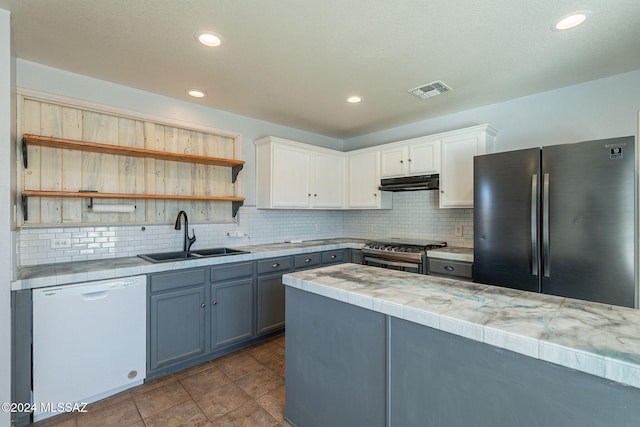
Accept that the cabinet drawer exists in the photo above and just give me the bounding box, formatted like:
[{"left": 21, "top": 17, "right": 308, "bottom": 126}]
[
  {"left": 150, "top": 268, "right": 207, "bottom": 293},
  {"left": 257, "top": 256, "right": 293, "bottom": 275},
  {"left": 211, "top": 262, "right": 254, "bottom": 282},
  {"left": 427, "top": 259, "right": 473, "bottom": 280},
  {"left": 322, "top": 249, "right": 346, "bottom": 265},
  {"left": 294, "top": 253, "right": 322, "bottom": 270}
]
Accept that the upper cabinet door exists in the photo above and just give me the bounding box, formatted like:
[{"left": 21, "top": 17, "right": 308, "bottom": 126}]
[
  {"left": 439, "top": 126, "right": 496, "bottom": 208},
  {"left": 271, "top": 145, "right": 311, "bottom": 208},
  {"left": 380, "top": 146, "right": 407, "bottom": 178},
  {"left": 347, "top": 151, "right": 391, "bottom": 209},
  {"left": 408, "top": 140, "right": 441, "bottom": 175},
  {"left": 311, "top": 152, "right": 343, "bottom": 208}
]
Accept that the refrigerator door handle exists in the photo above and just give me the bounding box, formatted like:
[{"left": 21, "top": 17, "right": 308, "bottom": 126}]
[
  {"left": 543, "top": 173, "right": 550, "bottom": 277},
  {"left": 531, "top": 174, "right": 538, "bottom": 276}
]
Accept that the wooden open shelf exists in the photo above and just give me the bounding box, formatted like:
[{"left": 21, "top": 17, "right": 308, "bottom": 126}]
[
  {"left": 21, "top": 190, "right": 246, "bottom": 220},
  {"left": 22, "top": 134, "right": 245, "bottom": 182}
]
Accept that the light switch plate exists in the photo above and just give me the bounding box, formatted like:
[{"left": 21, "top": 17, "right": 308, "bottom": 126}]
[{"left": 454, "top": 225, "right": 463, "bottom": 236}]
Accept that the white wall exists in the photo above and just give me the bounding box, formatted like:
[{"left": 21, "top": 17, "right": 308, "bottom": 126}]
[
  {"left": 344, "top": 70, "right": 640, "bottom": 152},
  {"left": 1, "top": 8, "right": 15, "bottom": 426},
  {"left": 16, "top": 60, "right": 344, "bottom": 206}
]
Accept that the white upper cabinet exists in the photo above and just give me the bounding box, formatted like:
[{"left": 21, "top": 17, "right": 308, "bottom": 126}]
[
  {"left": 439, "top": 125, "right": 497, "bottom": 208},
  {"left": 310, "top": 152, "right": 343, "bottom": 208},
  {"left": 255, "top": 137, "right": 343, "bottom": 209},
  {"left": 347, "top": 151, "right": 391, "bottom": 209},
  {"left": 380, "top": 138, "right": 441, "bottom": 178}
]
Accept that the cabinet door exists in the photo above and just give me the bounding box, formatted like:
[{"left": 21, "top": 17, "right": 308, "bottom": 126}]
[
  {"left": 272, "top": 145, "right": 311, "bottom": 207},
  {"left": 149, "top": 286, "right": 206, "bottom": 371},
  {"left": 210, "top": 278, "right": 254, "bottom": 350},
  {"left": 380, "top": 146, "right": 406, "bottom": 177},
  {"left": 348, "top": 151, "right": 383, "bottom": 208},
  {"left": 257, "top": 274, "right": 287, "bottom": 335},
  {"left": 311, "top": 152, "right": 343, "bottom": 208},
  {"left": 440, "top": 135, "right": 482, "bottom": 208},
  {"left": 408, "top": 140, "right": 441, "bottom": 175}
]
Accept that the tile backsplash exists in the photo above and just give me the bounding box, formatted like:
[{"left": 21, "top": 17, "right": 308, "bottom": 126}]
[{"left": 17, "top": 191, "right": 473, "bottom": 265}]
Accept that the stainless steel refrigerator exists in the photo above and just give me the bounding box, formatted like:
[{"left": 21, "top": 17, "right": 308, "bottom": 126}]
[{"left": 473, "top": 136, "right": 636, "bottom": 308}]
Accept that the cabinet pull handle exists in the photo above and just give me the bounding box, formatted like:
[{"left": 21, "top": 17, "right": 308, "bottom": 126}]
[
  {"left": 330, "top": 255, "right": 336, "bottom": 259},
  {"left": 441, "top": 190, "right": 445, "bottom": 194},
  {"left": 374, "top": 193, "right": 377, "bottom": 197},
  {"left": 314, "top": 194, "right": 317, "bottom": 197},
  {"left": 272, "top": 263, "right": 280, "bottom": 268},
  {"left": 201, "top": 303, "right": 206, "bottom": 308},
  {"left": 308, "top": 193, "right": 311, "bottom": 197},
  {"left": 212, "top": 300, "right": 217, "bottom": 305},
  {"left": 408, "top": 158, "right": 412, "bottom": 162},
  {"left": 305, "top": 258, "right": 312, "bottom": 263},
  {"left": 444, "top": 265, "right": 455, "bottom": 271},
  {"left": 400, "top": 160, "right": 404, "bottom": 163}
]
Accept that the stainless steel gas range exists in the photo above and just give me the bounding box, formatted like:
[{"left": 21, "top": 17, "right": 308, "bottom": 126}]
[{"left": 361, "top": 239, "right": 447, "bottom": 274}]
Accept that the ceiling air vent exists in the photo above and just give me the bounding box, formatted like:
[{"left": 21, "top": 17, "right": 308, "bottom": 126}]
[{"left": 408, "top": 80, "right": 453, "bottom": 99}]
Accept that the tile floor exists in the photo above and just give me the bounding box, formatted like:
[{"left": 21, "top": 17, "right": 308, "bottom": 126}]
[{"left": 32, "top": 334, "right": 290, "bottom": 427}]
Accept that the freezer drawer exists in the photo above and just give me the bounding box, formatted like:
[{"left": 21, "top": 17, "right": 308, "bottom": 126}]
[{"left": 32, "top": 276, "right": 146, "bottom": 421}]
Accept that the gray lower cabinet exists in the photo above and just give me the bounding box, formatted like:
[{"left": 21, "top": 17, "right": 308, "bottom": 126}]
[
  {"left": 210, "top": 262, "right": 255, "bottom": 350},
  {"left": 285, "top": 286, "right": 386, "bottom": 427},
  {"left": 257, "top": 256, "right": 292, "bottom": 335},
  {"left": 149, "top": 273, "right": 207, "bottom": 371}
]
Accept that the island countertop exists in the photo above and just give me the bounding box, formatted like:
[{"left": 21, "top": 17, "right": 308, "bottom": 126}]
[{"left": 282, "top": 263, "right": 640, "bottom": 390}]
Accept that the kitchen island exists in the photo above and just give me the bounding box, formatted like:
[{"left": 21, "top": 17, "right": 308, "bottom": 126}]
[{"left": 283, "top": 263, "right": 640, "bottom": 427}]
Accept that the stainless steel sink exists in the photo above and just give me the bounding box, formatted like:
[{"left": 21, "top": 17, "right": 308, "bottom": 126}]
[{"left": 138, "top": 247, "right": 249, "bottom": 263}]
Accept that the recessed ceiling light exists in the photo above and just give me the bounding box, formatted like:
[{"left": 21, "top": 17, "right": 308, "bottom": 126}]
[
  {"left": 551, "top": 10, "right": 592, "bottom": 31},
  {"left": 196, "top": 31, "right": 222, "bottom": 47},
  {"left": 187, "top": 89, "right": 207, "bottom": 98},
  {"left": 347, "top": 96, "right": 362, "bottom": 103}
]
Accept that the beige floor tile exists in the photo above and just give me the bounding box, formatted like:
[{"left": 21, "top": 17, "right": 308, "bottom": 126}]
[
  {"left": 143, "top": 400, "right": 213, "bottom": 427},
  {"left": 255, "top": 385, "right": 285, "bottom": 422},
  {"left": 234, "top": 366, "right": 284, "bottom": 399},
  {"left": 211, "top": 400, "right": 279, "bottom": 427},
  {"left": 32, "top": 414, "right": 77, "bottom": 427},
  {"left": 214, "top": 353, "right": 264, "bottom": 381},
  {"left": 132, "top": 380, "right": 190, "bottom": 419},
  {"left": 75, "top": 397, "right": 141, "bottom": 427},
  {"left": 180, "top": 364, "right": 232, "bottom": 398},
  {"left": 195, "top": 382, "right": 252, "bottom": 420}
]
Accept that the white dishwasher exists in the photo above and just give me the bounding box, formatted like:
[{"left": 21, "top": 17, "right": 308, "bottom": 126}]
[{"left": 32, "top": 275, "right": 146, "bottom": 421}]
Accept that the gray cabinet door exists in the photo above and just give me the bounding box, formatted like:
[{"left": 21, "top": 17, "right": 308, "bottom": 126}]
[
  {"left": 149, "top": 286, "right": 206, "bottom": 371},
  {"left": 256, "top": 274, "right": 286, "bottom": 335},
  {"left": 210, "top": 278, "right": 254, "bottom": 349}
]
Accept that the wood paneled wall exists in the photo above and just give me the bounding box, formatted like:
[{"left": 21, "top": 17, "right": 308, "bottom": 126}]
[{"left": 19, "top": 97, "right": 240, "bottom": 225}]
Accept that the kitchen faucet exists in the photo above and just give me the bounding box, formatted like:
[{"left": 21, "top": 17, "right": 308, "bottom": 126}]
[{"left": 174, "top": 210, "right": 196, "bottom": 252}]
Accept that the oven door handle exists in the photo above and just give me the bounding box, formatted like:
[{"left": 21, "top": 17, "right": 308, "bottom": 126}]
[{"left": 364, "top": 257, "right": 421, "bottom": 270}]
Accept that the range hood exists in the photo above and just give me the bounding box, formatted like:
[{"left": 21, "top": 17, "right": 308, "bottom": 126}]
[{"left": 379, "top": 174, "right": 439, "bottom": 192}]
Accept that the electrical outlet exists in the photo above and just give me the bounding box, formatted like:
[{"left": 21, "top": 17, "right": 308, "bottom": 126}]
[
  {"left": 454, "top": 225, "right": 463, "bottom": 237},
  {"left": 315, "top": 224, "right": 320, "bottom": 232},
  {"left": 369, "top": 224, "right": 375, "bottom": 232},
  {"left": 51, "top": 238, "right": 71, "bottom": 249}
]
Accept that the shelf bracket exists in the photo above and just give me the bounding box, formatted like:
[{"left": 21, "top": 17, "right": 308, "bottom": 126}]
[
  {"left": 232, "top": 200, "right": 244, "bottom": 218},
  {"left": 22, "top": 138, "right": 28, "bottom": 169},
  {"left": 21, "top": 195, "right": 28, "bottom": 221},
  {"left": 231, "top": 164, "right": 243, "bottom": 183}
]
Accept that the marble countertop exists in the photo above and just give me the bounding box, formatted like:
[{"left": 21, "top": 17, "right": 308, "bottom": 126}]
[
  {"left": 283, "top": 263, "right": 640, "bottom": 390},
  {"left": 12, "top": 238, "right": 366, "bottom": 291},
  {"left": 427, "top": 246, "right": 473, "bottom": 262}
]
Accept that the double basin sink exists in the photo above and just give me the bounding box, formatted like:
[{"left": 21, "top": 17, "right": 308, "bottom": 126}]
[{"left": 139, "top": 247, "right": 249, "bottom": 263}]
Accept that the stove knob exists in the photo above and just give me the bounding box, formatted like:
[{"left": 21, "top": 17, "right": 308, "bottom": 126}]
[{"left": 399, "top": 247, "right": 406, "bottom": 252}]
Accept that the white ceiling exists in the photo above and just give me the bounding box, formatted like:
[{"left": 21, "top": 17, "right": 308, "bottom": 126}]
[{"left": 2, "top": 0, "right": 640, "bottom": 139}]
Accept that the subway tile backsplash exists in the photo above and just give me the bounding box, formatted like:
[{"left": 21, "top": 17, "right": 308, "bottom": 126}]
[{"left": 17, "top": 192, "right": 473, "bottom": 265}]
